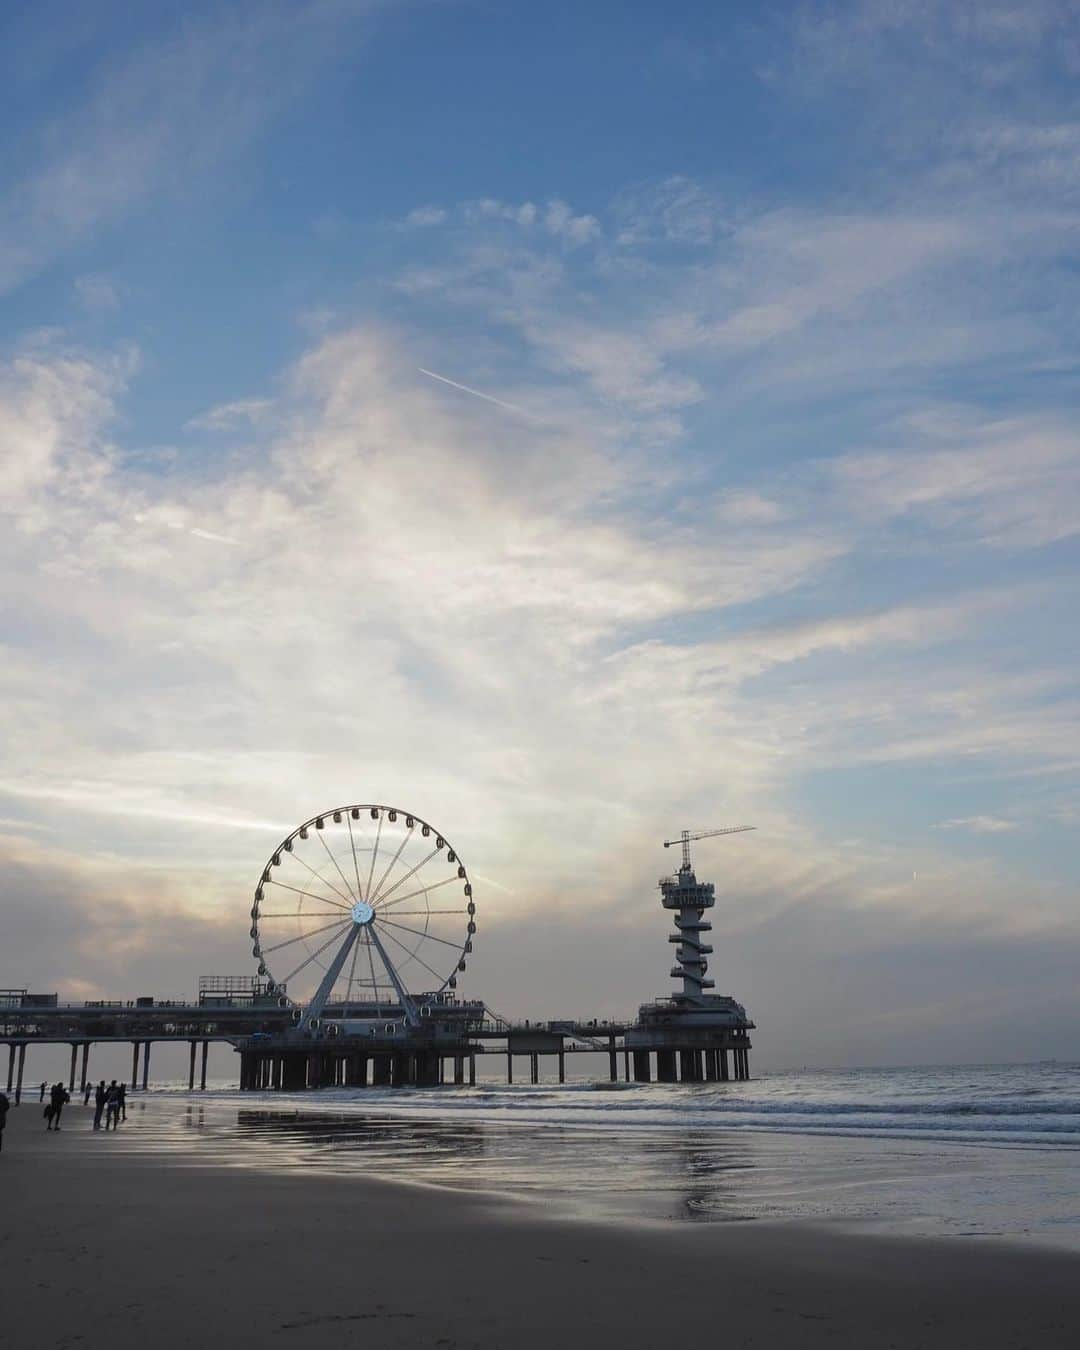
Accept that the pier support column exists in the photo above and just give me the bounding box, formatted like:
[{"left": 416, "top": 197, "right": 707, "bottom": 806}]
[
  {"left": 623, "top": 1049, "right": 630, "bottom": 1082},
  {"left": 679, "top": 1049, "right": 702, "bottom": 1082},
  {"left": 6, "top": 1043, "right": 14, "bottom": 1091},
  {"left": 530, "top": 1052, "right": 538, "bottom": 1085},
  {"left": 130, "top": 1042, "right": 139, "bottom": 1090},
  {"left": 468, "top": 1054, "right": 476, "bottom": 1086},
  {"left": 558, "top": 1049, "right": 565, "bottom": 1084},
  {"left": 415, "top": 1051, "right": 439, "bottom": 1087},
  {"left": 200, "top": 1040, "right": 209, "bottom": 1090},
  {"left": 453, "top": 1055, "right": 464, "bottom": 1085},
  {"left": 372, "top": 1055, "right": 391, "bottom": 1086},
  {"left": 507, "top": 1054, "right": 513, "bottom": 1084},
  {"left": 15, "top": 1043, "right": 26, "bottom": 1104},
  {"left": 719, "top": 1048, "right": 729, "bottom": 1081},
  {"left": 188, "top": 1041, "right": 197, "bottom": 1090},
  {"left": 142, "top": 1042, "right": 150, "bottom": 1091},
  {"left": 704, "top": 1049, "right": 718, "bottom": 1082},
  {"left": 80, "top": 1042, "right": 89, "bottom": 1092},
  {"left": 68, "top": 1044, "right": 77, "bottom": 1092},
  {"left": 608, "top": 1037, "right": 617, "bottom": 1083},
  {"left": 656, "top": 1049, "right": 676, "bottom": 1083},
  {"left": 632, "top": 1049, "right": 651, "bottom": 1083}
]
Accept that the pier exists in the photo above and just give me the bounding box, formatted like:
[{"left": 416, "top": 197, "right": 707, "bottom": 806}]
[{"left": 2, "top": 810, "right": 756, "bottom": 1096}]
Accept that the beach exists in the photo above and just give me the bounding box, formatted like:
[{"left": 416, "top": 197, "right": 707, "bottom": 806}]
[{"left": 2, "top": 1098, "right": 1078, "bottom": 1349}]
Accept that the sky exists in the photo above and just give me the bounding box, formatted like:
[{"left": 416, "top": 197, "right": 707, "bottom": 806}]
[{"left": 2, "top": 0, "right": 1079, "bottom": 1069}]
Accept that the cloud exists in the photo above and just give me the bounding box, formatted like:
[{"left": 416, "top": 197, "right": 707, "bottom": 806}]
[
  {"left": 187, "top": 398, "right": 273, "bottom": 432},
  {"left": 454, "top": 197, "right": 601, "bottom": 246},
  {"left": 0, "top": 1, "right": 390, "bottom": 295},
  {"left": 74, "top": 274, "right": 122, "bottom": 310},
  {"left": 827, "top": 411, "right": 1080, "bottom": 548},
  {"left": 938, "top": 816, "right": 1019, "bottom": 834},
  {"left": 403, "top": 205, "right": 447, "bottom": 227}
]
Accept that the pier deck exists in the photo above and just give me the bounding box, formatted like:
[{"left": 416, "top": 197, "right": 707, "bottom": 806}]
[{"left": 1, "top": 996, "right": 752, "bottom": 1098}]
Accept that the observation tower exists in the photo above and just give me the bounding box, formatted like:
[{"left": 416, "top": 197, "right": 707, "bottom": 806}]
[{"left": 625, "top": 827, "right": 756, "bottom": 1082}]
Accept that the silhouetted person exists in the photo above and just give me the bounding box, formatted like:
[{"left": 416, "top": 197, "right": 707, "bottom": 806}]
[
  {"left": 48, "top": 1081, "right": 69, "bottom": 1130},
  {"left": 38, "top": 1082, "right": 46, "bottom": 1103},
  {"left": 104, "top": 1082, "right": 121, "bottom": 1130},
  {"left": 118, "top": 1083, "right": 127, "bottom": 1121},
  {"left": 93, "top": 1080, "right": 106, "bottom": 1130},
  {"left": 83, "top": 1080, "right": 92, "bottom": 1106},
  {"left": 0, "top": 1090, "right": 9, "bottom": 1152}
]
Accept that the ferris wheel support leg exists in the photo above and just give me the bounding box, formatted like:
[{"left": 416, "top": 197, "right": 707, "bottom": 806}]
[
  {"left": 299, "top": 924, "right": 362, "bottom": 1031},
  {"left": 366, "top": 926, "right": 421, "bottom": 1030}
]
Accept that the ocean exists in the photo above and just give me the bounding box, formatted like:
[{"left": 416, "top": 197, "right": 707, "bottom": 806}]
[{"left": 114, "top": 1060, "right": 1080, "bottom": 1248}]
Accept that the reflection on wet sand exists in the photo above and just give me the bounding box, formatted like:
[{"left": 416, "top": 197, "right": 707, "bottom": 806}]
[{"left": 188, "top": 1107, "right": 763, "bottom": 1222}]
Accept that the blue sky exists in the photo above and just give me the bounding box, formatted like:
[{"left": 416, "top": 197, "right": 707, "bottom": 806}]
[{"left": 2, "top": 0, "right": 1079, "bottom": 1066}]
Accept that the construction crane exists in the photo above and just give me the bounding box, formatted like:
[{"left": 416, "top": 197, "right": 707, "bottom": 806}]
[{"left": 663, "top": 826, "right": 755, "bottom": 871}]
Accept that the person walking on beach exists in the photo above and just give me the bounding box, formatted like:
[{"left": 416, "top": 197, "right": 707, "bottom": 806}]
[
  {"left": 48, "top": 1081, "right": 69, "bottom": 1131},
  {"left": 93, "top": 1080, "right": 106, "bottom": 1130},
  {"left": 38, "top": 1082, "right": 46, "bottom": 1103},
  {"left": 104, "top": 1082, "right": 121, "bottom": 1130},
  {"left": 83, "top": 1080, "right": 92, "bottom": 1106},
  {"left": 118, "top": 1083, "right": 127, "bottom": 1121},
  {"left": 0, "top": 1090, "right": 9, "bottom": 1153}
]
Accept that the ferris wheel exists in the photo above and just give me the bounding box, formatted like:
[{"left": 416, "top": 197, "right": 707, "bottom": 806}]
[{"left": 250, "top": 805, "right": 475, "bottom": 1024}]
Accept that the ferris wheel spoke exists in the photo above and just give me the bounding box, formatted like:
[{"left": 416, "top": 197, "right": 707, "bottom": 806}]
[
  {"left": 264, "top": 878, "right": 350, "bottom": 910},
  {"left": 257, "top": 909, "right": 348, "bottom": 920},
  {"left": 364, "top": 811, "right": 384, "bottom": 902},
  {"left": 261, "top": 916, "right": 350, "bottom": 956},
  {"left": 383, "top": 909, "right": 468, "bottom": 916},
  {"left": 378, "top": 917, "right": 463, "bottom": 951},
  {"left": 369, "top": 829, "right": 411, "bottom": 907},
  {"left": 316, "top": 829, "right": 358, "bottom": 903},
  {"left": 346, "top": 812, "right": 365, "bottom": 904},
  {"left": 283, "top": 849, "right": 355, "bottom": 907},
  {"left": 279, "top": 923, "right": 357, "bottom": 987},
  {"left": 375, "top": 874, "right": 459, "bottom": 912},
  {"left": 372, "top": 847, "right": 440, "bottom": 908},
  {"left": 379, "top": 922, "right": 448, "bottom": 986}
]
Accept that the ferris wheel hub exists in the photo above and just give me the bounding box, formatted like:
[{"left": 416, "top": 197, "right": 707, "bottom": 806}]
[{"left": 350, "top": 899, "right": 375, "bottom": 926}]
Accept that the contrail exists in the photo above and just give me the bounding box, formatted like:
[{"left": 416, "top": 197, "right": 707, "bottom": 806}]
[{"left": 417, "top": 366, "right": 529, "bottom": 417}]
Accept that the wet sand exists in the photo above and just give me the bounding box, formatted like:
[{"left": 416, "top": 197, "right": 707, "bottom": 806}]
[{"left": 1, "top": 1102, "right": 1077, "bottom": 1348}]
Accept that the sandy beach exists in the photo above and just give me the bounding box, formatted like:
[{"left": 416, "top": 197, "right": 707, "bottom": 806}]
[{"left": 1, "top": 1101, "right": 1078, "bottom": 1349}]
